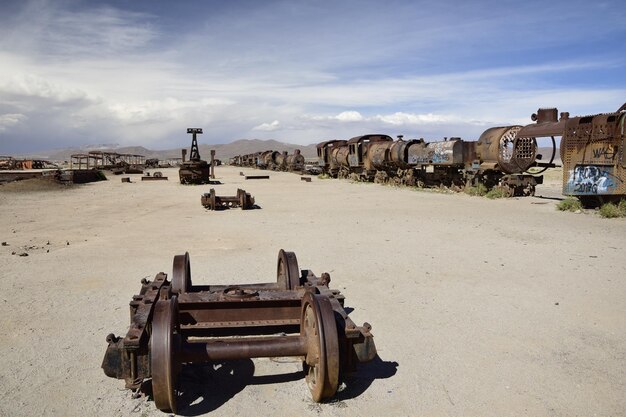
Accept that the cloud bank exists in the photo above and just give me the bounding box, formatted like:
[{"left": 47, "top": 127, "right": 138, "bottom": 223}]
[{"left": 0, "top": 0, "right": 625, "bottom": 154}]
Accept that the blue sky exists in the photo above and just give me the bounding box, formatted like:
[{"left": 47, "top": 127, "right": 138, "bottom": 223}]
[{"left": 1, "top": 0, "right": 625, "bottom": 154}]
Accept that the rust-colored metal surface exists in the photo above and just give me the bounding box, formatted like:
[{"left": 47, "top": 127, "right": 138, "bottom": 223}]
[
  {"left": 313, "top": 129, "right": 545, "bottom": 195},
  {"left": 102, "top": 250, "right": 376, "bottom": 412},
  {"left": 200, "top": 188, "right": 255, "bottom": 210},
  {"left": 233, "top": 149, "right": 309, "bottom": 173},
  {"left": 559, "top": 103, "right": 626, "bottom": 206},
  {"left": 141, "top": 175, "right": 168, "bottom": 181},
  {"left": 179, "top": 128, "right": 210, "bottom": 184}
]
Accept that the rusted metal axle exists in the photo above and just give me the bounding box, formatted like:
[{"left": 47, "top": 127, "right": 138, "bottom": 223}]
[
  {"left": 102, "top": 250, "right": 376, "bottom": 413},
  {"left": 200, "top": 188, "right": 255, "bottom": 210}
]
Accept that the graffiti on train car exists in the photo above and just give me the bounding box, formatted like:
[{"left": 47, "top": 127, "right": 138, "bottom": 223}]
[
  {"left": 590, "top": 145, "right": 618, "bottom": 162},
  {"left": 430, "top": 143, "right": 453, "bottom": 163},
  {"left": 566, "top": 165, "right": 619, "bottom": 195}
]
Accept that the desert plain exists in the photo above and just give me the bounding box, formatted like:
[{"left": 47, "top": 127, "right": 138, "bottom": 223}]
[{"left": 0, "top": 166, "right": 625, "bottom": 417}]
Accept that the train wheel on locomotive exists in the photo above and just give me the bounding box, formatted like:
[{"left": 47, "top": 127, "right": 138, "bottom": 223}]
[
  {"left": 300, "top": 292, "right": 340, "bottom": 402},
  {"left": 172, "top": 252, "right": 192, "bottom": 294},
  {"left": 151, "top": 297, "right": 181, "bottom": 413},
  {"left": 374, "top": 170, "right": 389, "bottom": 184},
  {"left": 523, "top": 183, "right": 536, "bottom": 197},
  {"left": 277, "top": 249, "right": 301, "bottom": 290}
]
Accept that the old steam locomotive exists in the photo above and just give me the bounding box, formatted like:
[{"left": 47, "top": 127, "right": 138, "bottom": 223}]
[
  {"left": 317, "top": 126, "right": 551, "bottom": 196},
  {"left": 513, "top": 103, "right": 625, "bottom": 206},
  {"left": 232, "top": 149, "right": 306, "bottom": 172}
]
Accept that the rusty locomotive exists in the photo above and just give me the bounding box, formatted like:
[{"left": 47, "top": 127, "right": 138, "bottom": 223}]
[
  {"left": 513, "top": 104, "right": 626, "bottom": 206},
  {"left": 229, "top": 104, "right": 626, "bottom": 203},
  {"left": 232, "top": 149, "right": 306, "bottom": 173},
  {"left": 317, "top": 129, "right": 550, "bottom": 196}
]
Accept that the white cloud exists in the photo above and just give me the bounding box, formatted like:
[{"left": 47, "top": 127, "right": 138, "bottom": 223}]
[
  {"left": 1, "top": 73, "right": 90, "bottom": 104},
  {"left": 335, "top": 111, "right": 364, "bottom": 122},
  {"left": 253, "top": 120, "right": 281, "bottom": 131},
  {"left": 374, "top": 112, "right": 451, "bottom": 125},
  {"left": 0, "top": 113, "right": 27, "bottom": 131}
]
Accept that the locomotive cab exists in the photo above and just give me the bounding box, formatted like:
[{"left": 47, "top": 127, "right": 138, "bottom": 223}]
[{"left": 346, "top": 134, "right": 393, "bottom": 168}]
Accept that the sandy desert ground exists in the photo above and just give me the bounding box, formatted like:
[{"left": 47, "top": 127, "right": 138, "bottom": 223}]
[{"left": 0, "top": 166, "right": 624, "bottom": 417}]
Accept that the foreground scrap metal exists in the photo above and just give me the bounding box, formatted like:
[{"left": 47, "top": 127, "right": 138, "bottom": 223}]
[
  {"left": 201, "top": 188, "right": 255, "bottom": 210},
  {"left": 102, "top": 250, "right": 376, "bottom": 413}
]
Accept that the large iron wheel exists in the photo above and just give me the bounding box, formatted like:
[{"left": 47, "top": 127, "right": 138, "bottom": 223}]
[
  {"left": 301, "top": 293, "right": 339, "bottom": 402},
  {"left": 172, "top": 252, "right": 192, "bottom": 294},
  {"left": 277, "top": 249, "right": 300, "bottom": 290},
  {"left": 151, "top": 297, "right": 180, "bottom": 413}
]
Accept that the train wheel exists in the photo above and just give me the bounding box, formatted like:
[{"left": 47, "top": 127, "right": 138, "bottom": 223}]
[
  {"left": 277, "top": 249, "right": 300, "bottom": 290},
  {"left": 151, "top": 297, "right": 180, "bottom": 413},
  {"left": 171, "top": 252, "right": 192, "bottom": 294},
  {"left": 301, "top": 293, "right": 340, "bottom": 402}
]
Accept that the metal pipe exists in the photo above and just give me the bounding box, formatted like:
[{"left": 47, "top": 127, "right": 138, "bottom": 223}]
[{"left": 180, "top": 335, "right": 307, "bottom": 363}]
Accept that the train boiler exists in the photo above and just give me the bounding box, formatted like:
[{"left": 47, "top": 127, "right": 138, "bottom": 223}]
[
  {"left": 286, "top": 149, "right": 306, "bottom": 172},
  {"left": 317, "top": 140, "right": 348, "bottom": 177},
  {"left": 403, "top": 137, "right": 474, "bottom": 188},
  {"left": 342, "top": 134, "right": 394, "bottom": 180},
  {"left": 468, "top": 125, "right": 544, "bottom": 195}
]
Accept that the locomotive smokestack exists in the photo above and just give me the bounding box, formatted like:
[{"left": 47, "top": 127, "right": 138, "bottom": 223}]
[{"left": 531, "top": 108, "right": 558, "bottom": 124}]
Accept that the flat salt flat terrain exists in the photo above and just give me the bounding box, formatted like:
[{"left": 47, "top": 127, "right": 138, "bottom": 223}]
[{"left": 0, "top": 166, "right": 624, "bottom": 417}]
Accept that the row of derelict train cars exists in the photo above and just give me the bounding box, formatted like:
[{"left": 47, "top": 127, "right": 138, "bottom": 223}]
[{"left": 230, "top": 104, "right": 626, "bottom": 207}]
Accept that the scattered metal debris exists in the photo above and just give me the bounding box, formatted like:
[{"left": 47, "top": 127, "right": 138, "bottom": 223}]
[
  {"left": 200, "top": 188, "right": 255, "bottom": 210},
  {"left": 245, "top": 175, "right": 270, "bottom": 180},
  {"left": 141, "top": 172, "right": 168, "bottom": 181}
]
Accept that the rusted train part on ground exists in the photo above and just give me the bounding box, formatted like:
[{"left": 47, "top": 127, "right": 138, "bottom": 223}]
[
  {"left": 0, "top": 156, "right": 59, "bottom": 170},
  {"left": 179, "top": 128, "right": 210, "bottom": 184},
  {"left": 102, "top": 250, "right": 376, "bottom": 413},
  {"left": 201, "top": 188, "right": 255, "bottom": 210},
  {"left": 316, "top": 126, "right": 553, "bottom": 196},
  {"left": 517, "top": 104, "right": 626, "bottom": 207}
]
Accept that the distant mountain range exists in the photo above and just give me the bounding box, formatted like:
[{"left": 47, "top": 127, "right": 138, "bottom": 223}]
[{"left": 20, "top": 139, "right": 319, "bottom": 162}]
